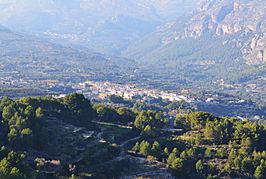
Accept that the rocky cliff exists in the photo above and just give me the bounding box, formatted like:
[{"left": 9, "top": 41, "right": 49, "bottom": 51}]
[{"left": 182, "top": 0, "right": 266, "bottom": 64}]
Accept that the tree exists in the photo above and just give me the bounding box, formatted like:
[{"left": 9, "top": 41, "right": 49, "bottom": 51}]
[
  {"left": 186, "top": 148, "right": 196, "bottom": 159},
  {"left": 187, "top": 112, "right": 214, "bottom": 129},
  {"left": 63, "top": 93, "right": 95, "bottom": 123},
  {"left": 94, "top": 105, "right": 120, "bottom": 123},
  {"left": 216, "top": 148, "right": 226, "bottom": 158},
  {"left": 0, "top": 154, "right": 25, "bottom": 178},
  {"left": 9, "top": 167, "right": 24, "bottom": 179},
  {"left": 21, "top": 128, "right": 32, "bottom": 136},
  {"left": 151, "top": 141, "right": 161, "bottom": 158},
  {"left": 228, "top": 149, "right": 237, "bottom": 161},
  {"left": 163, "top": 147, "right": 169, "bottom": 159},
  {"left": 2, "top": 104, "right": 16, "bottom": 121},
  {"left": 24, "top": 106, "right": 34, "bottom": 119},
  {"left": 180, "top": 150, "right": 188, "bottom": 160},
  {"left": 194, "top": 134, "right": 203, "bottom": 145},
  {"left": 207, "top": 174, "right": 215, "bottom": 179},
  {"left": 171, "top": 158, "right": 184, "bottom": 173},
  {"left": 196, "top": 160, "right": 205, "bottom": 175},
  {"left": 143, "top": 125, "right": 152, "bottom": 136},
  {"left": 133, "top": 142, "right": 140, "bottom": 152},
  {"left": 0, "top": 158, "right": 10, "bottom": 177},
  {"left": 0, "top": 97, "right": 13, "bottom": 111},
  {"left": 134, "top": 111, "right": 148, "bottom": 130},
  {"left": 224, "top": 162, "right": 232, "bottom": 175},
  {"left": 139, "top": 141, "right": 150, "bottom": 156},
  {"left": 116, "top": 107, "right": 135, "bottom": 124},
  {"left": 205, "top": 148, "right": 213, "bottom": 159},
  {"left": 35, "top": 107, "right": 44, "bottom": 119},
  {"left": 8, "top": 128, "right": 18, "bottom": 143},
  {"left": 204, "top": 121, "right": 214, "bottom": 139},
  {"left": 254, "top": 165, "right": 265, "bottom": 179},
  {"left": 69, "top": 174, "right": 79, "bottom": 179},
  {"left": 241, "top": 137, "right": 253, "bottom": 150},
  {"left": 21, "top": 128, "right": 33, "bottom": 146},
  {"left": 239, "top": 147, "right": 249, "bottom": 157},
  {"left": 204, "top": 120, "right": 223, "bottom": 144},
  {"left": 134, "top": 110, "right": 163, "bottom": 131},
  {"left": 233, "top": 156, "right": 242, "bottom": 169},
  {"left": 167, "top": 148, "right": 178, "bottom": 166}
]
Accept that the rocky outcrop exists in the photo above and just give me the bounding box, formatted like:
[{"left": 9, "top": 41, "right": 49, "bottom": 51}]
[
  {"left": 184, "top": 0, "right": 266, "bottom": 36},
  {"left": 159, "top": 0, "right": 266, "bottom": 65},
  {"left": 244, "top": 33, "right": 266, "bottom": 64},
  {"left": 181, "top": 0, "right": 266, "bottom": 64}
]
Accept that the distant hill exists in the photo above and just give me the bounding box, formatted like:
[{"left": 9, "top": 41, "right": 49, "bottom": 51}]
[
  {"left": 0, "top": 25, "right": 135, "bottom": 82},
  {"left": 0, "top": 0, "right": 199, "bottom": 55},
  {"left": 2, "top": 0, "right": 265, "bottom": 66}
]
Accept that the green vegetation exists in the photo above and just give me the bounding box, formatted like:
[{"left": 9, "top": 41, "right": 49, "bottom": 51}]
[
  {"left": 0, "top": 93, "right": 265, "bottom": 178},
  {"left": 131, "top": 111, "right": 266, "bottom": 178},
  {"left": 0, "top": 93, "right": 98, "bottom": 178}
]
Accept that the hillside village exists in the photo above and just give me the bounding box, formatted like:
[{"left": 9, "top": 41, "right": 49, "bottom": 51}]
[{"left": 73, "top": 81, "right": 191, "bottom": 103}]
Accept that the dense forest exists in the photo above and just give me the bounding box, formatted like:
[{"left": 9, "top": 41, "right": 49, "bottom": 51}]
[{"left": 0, "top": 93, "right": 265, "bottom": 178}]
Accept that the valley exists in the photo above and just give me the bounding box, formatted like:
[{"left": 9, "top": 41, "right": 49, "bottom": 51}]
[
  {"left": 0, "top": 0, "right": 265, "bottom": 109},
  {"left": 0, "top": 1, "right": 265, "bottom": 178}
]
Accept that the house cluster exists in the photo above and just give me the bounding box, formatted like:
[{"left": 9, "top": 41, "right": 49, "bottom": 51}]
[
  {"left": 0, "top": 76, "right": 29, "bottom": 87},
  {"left": 0, "top": 76, "right": 70, "bottom": 94},
  {"left": 73, "top": 81, "right": 192, "bottom": 103}
]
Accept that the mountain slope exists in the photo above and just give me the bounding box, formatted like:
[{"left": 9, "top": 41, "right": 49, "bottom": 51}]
[
  {"left": 0, "top": 0, "right": 199, "bottom": 55},
  {"left": 125, "top": 0, "right": 266, "bottom": 65},
  {"left": 0, "top": 25, "right": 135, "bottom": 82},
  {"left": 182, "top": 0, "right": 266, "bottom": 64},
  {"left": 122, "top": 0, "right": 266, "bottom": 106}
]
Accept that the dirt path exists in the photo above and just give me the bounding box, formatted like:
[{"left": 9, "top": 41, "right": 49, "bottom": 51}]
[
  {"left": 92, "top": 121, "right": 132, "bottom": 129},
  {"left": 104, "top": 136, "right": 141, "bottom": 164},
  {"left": 120, "top": 136, "right": 140, "bottom": 155}
]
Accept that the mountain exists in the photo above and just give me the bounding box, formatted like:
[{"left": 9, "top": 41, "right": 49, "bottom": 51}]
[
  {"left": 122, "top": 0, "right": 266, "bottom": 106},
  {"left": 180, "top": 0, "right": 266, "bottom": 65},
  {"left": 0, "top": 1, "right": 265, "bottom": 105},
  {"left": 125, "top": 0, "right": 266, "bottom": 65},
  {"left": 0, "top": 0, "right": 199, "bottom": 55},
  {"left": 0, "top": 25, "right": 135, "bottom": 82}
]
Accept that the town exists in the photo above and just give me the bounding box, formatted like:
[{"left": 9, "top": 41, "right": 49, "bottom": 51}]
[
  {"left": 0, "top": 73, "right": 264, "bottom": 121},
  {"left": 73, "top": 80, "right": 192, "bottom": 103}
]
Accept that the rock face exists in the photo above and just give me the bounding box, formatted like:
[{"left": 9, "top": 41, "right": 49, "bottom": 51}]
[
  {"left": 124, "top": 0, "right": 266, "bottom": 65},
  {"left": 182, "top": 0, "right": 266, "bottom": 64},
  {"left": 244, "top": 33, "right": 266, "bottom": 64},
  {"left": 184, "top": 0, "right": 265, "bottom": 36}
]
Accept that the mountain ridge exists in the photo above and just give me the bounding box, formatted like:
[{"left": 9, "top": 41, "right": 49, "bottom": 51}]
[
  {"left": 124, "top": 0, "right": 266, "bottom": 65},
  {"left": 0, "top": 25, "right": 136, "bottom": 83},
  {"left": 0, "top": 0, "right": 199, "bottom": 55}
]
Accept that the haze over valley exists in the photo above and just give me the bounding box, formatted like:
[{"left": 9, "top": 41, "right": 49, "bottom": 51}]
[{"left": 0, "top": 1, "right": 265, "bottom": 178}]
